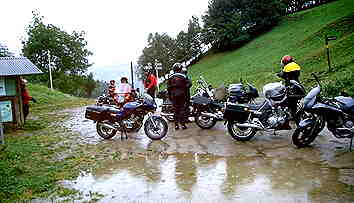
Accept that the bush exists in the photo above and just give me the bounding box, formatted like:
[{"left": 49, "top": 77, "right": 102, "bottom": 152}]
[{"left": 323, "top": 70, "right": 354, "bottom": 97}]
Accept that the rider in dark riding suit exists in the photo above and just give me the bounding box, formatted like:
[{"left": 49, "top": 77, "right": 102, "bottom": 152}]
[
  {"left": 167, "top": 63, "right": 192, "bottom": 130},
  {"left": 277, "top": 55, "right": 302, "bottom": 121}
]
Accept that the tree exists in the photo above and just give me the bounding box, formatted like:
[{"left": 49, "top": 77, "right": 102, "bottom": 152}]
[
  {"left": 0, "top": 43, "right": 14, "bottom": 57},
  {"left": 202, "top": 0, "right": 285, "bottom": 49},
  {"left": 22, "top": 11, "right": 93, "bottom": 84},
  {"left": 138, "top": 32, "right": 177, "bottom": 77}
]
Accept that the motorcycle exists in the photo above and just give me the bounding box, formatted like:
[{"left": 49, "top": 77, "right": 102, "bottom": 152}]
[
  {"left": 85, "top": 93, "right": 168, "bottom": 140},
  {"left": 157, "top": 76, "right": 216, "bottom": 126},
  {"left": 195, "top": 77, "right": 260, "bottom": 129},
  {"left": 292, "top": 74, "right": 354, "bottom": 150},
  {"left": 224, "top": 79, "right": 305, "bottom": 141},
  {"left": 96, "top": 89, "right": 138, "bottom": 107},
  {"left": 96, "top": 94, "right": 116, "bottom": 106}
]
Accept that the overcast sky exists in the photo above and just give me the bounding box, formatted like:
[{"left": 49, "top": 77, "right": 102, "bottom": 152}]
[{"left": 1, "top": 0, "right": 209, "bottom": 81}]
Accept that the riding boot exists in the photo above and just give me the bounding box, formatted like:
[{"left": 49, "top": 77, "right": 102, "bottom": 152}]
[{"left": 175, "top": 122, "right": 179, "bottom": 130}]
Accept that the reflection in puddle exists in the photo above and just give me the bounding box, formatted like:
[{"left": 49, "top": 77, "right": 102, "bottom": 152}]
[
  {"left": 62, "top": 154, "right": 354, "bottom": 203},
  {"left": 59, "top": 107, "right": 354, "bottom": 202}
]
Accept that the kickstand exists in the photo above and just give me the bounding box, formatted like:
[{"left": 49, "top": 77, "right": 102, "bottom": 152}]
[
  {"left": 350, "top": 137, "right": 353, "bottom": 152},
  {"left": 273, "top": 130, "right": 277, "bottom": 136}
]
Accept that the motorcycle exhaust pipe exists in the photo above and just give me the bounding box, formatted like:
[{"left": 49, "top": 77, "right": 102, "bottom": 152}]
[
  {"left": 200, "top": 112, "right": 222, "bottom": 120},
  {"left": 101, "top": 123, "right": 117, "bottom": 130},
  {"left": 236, "top": 123, "right": 263, "bottom": 130},
  {"left": 337, "top": 127, "right": 354, "bottom": 134},
  {"left": 161, "top": 113, "right": 174, "bottom": 117}
]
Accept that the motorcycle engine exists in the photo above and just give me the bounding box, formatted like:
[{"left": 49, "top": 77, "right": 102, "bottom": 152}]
[
  {"left": 123, "top": 114, "right": 141, "bottom": 129},
  {"left": 266, "top": 108, "right": 288, "bottom": 128}
]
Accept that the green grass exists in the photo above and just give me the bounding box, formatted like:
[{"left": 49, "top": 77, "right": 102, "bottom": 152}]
[
  {"left": 188, "top": 0, "right": 354, "bottom": 95},
  {"left": 0, "top": 84, "right": 95, "bottom": 202}
]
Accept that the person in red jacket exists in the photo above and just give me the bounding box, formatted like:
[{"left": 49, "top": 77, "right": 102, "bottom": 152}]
[
  {"left": 20, "top": 79, "right": 36, "bottom": 122},
  {"left": 144, "top": 71, "right": 157, "bottom": 98}
]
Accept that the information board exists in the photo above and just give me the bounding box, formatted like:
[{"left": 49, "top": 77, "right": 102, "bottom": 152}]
[
  {"left": 0, "top": 77, "right": 5, "bottom": 96},
  {"left": 0, "top": 101, "right": 13, "bottom": 122}
]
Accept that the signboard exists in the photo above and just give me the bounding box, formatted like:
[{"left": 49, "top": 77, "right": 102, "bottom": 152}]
[
  {"left": 327, "top": 36, "right": 337, "bottom": 41},
  {"left": 0, "top": 101, "right": 13, "bottom": 122},
  {"left": 0, "top": 77, "right": 5, "bottom": 96}
]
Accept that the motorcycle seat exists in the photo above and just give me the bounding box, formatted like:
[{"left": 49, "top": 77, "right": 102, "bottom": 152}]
[
  {"left": 247, "top": 101, "right": 267, "bottom": 110},
  {"left": 335, "top": 96, "right": 354, "bottom": 115}
]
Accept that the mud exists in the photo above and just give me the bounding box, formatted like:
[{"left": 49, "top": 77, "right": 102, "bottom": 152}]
[{"left": 50, "top": 107, "right": 354, "bottom": 202}]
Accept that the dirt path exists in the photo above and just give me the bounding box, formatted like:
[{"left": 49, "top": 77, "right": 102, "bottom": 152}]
[{"left": 38, "top": 106, "right": 354, "bottom": 203}]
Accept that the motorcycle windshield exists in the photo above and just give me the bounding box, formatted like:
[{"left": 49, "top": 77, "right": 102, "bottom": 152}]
[
  {"left": 143, "top": 93, "right": 157, "bottom": 108},
  {"left": 304, "top": 86, "right": 320, "bottom": 109}
]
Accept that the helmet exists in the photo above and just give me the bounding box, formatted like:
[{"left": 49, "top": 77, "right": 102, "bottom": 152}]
[
  {"left": 172, "top": 63, "right": 183, "bottom": 72},
  {"left": 280, "top": 55, "right": 293, "bottom": 66}
]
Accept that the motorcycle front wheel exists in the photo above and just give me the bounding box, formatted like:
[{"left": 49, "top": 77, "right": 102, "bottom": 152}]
[
  {"left": 96, "top": 122, "right": 117, "bottom": 139},
  {"left": 144, "top": 116, "right": 168, "bottom": 140},
  {"left": 227, "top": 121, "right": 256, "bottom": 141},
  {"left": 195, "top": 113, "right": 217, "bottom": 129},
  {"left": 292, "top": 126, "right": 318, "bottom": 148}
]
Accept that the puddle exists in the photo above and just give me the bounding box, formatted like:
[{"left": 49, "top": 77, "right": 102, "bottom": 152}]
[
  {"left": 61, "top": 154, "right": 354, "bottom": 203},
  {"left": 55, "top": 107, "right": 354, "bottom": 202}
]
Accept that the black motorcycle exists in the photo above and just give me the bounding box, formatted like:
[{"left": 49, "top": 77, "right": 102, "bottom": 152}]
[
  {"left": 224, "top": 80, "right": 305, "bottom": 141},
  {"left": 292, "top": 74, "right": 354, "bottom": 150},
  {"left": 96, "top": 94, "right": 116, "bottom": 106},
  {"left": 193, "top": 77, "right": 259, "bottom": 129},
  {"left": 86, "top": 93, "right": 168, "bottom": 140}
]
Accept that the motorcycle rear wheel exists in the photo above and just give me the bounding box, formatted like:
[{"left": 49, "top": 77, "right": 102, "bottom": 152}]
[
  {"left": 227, "top": 121, "right": 256, "bottom": 141},
  {"left": 195, "top": 113, "right": 217, "bottom": 129},
  {"left": 144, "top": 116, "right": 168, "bottom": 140},
  {"left": 96, "top": 122, "right": 117, "bottom": 139}
]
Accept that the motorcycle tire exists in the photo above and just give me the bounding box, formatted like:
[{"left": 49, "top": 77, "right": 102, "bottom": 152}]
[
  {"left": 195, "top": 113, "right": 217, "bottom": 129},
  {"left": 96, "top": 122, "right": 117, "bottom": 139},
  {"left": 227, "top": 121, "right": 256, "bottom": 141},
  {"left": 292, "top": 126, "right": 318, "bottom": 148},
  {"left": 144, "top": 116, "right": 168, "bottom": 140}
]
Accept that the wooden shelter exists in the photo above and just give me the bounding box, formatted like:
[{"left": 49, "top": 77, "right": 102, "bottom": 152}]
[{"left": 0, "top": 57, "right": 42, "bottom": 126}]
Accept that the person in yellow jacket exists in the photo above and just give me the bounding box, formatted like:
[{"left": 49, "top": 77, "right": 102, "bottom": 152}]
[{"left": 277, "top": 55, "right": 301, "bottom": 83}]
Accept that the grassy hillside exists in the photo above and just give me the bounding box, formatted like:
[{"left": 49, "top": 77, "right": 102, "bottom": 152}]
[{"left": 189, "top": 0, "right": 354, "bottom": 95}]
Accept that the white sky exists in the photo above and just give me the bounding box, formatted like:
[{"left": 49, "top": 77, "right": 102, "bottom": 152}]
[{"left": 1, "top": 0, "right": 209, "bottom": 81}]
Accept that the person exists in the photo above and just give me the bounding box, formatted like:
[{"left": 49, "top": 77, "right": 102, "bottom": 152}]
[
  {"left": 182, "top": 67, "right": 192, "bottom": 121},
  {"left": 115, "top": 77, "right": 132, "bottom": 105},
  {"left": 20, "top": 79, "right": 36, "bottom": 122},
  {"left": 144, "top": 71, "right": 157, "bottom": 98},
  {"left": 108, "top": 80, "right": 116, "bottom": 98},
  {"left": 277, "top": 55, "right": 301, "bottom": 84},
  {"left": 167, "top": 63, "right": 192, "bottom": 130},
  {"left": 277, "top": 55, "right": 302, "bottom": 122}
]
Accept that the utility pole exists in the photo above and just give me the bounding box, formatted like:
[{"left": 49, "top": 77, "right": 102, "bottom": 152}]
[
  {"left": 48, "top": 50, "right": 53, "bottom": 90},
  {"left": 130, "top": 61, "right": 134, "bottom": 89}
]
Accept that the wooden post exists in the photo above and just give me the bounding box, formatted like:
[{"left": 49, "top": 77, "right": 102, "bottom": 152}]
[
  {"left": 0, "top": 110, "right": 4, "bottom": 145},
  {"left": 48, "top": 50, "right": 53, "bottom": 90},
  {"left": 325, "top": 35, "right": 337, "bottom": 72}
]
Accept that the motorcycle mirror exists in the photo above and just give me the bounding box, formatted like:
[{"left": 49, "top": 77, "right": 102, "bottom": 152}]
[{"left": 311, "top": 73, "right": 322, "bottom": 88}]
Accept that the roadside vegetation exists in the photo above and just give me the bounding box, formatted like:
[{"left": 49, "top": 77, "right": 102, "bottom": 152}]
[
  {"left": 0, "top": 84, "right": 95, "bottom": 202},
  {"left": 187, "top": 0, "right": 354, "bottom": 96}
]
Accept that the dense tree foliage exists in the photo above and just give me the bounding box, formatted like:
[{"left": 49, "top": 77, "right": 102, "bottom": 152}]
[
  {"left": 138, "top": 16, "right": 203, "bottom": 77},
  {"left": 22, "top": 11, "right": 96, "bottom": 97},
  {"left": 0, "top": 43, "right": 14, "bottom": 57},
  {"left": 202, "top": 0, "right": 285, "bottom": 49}
]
